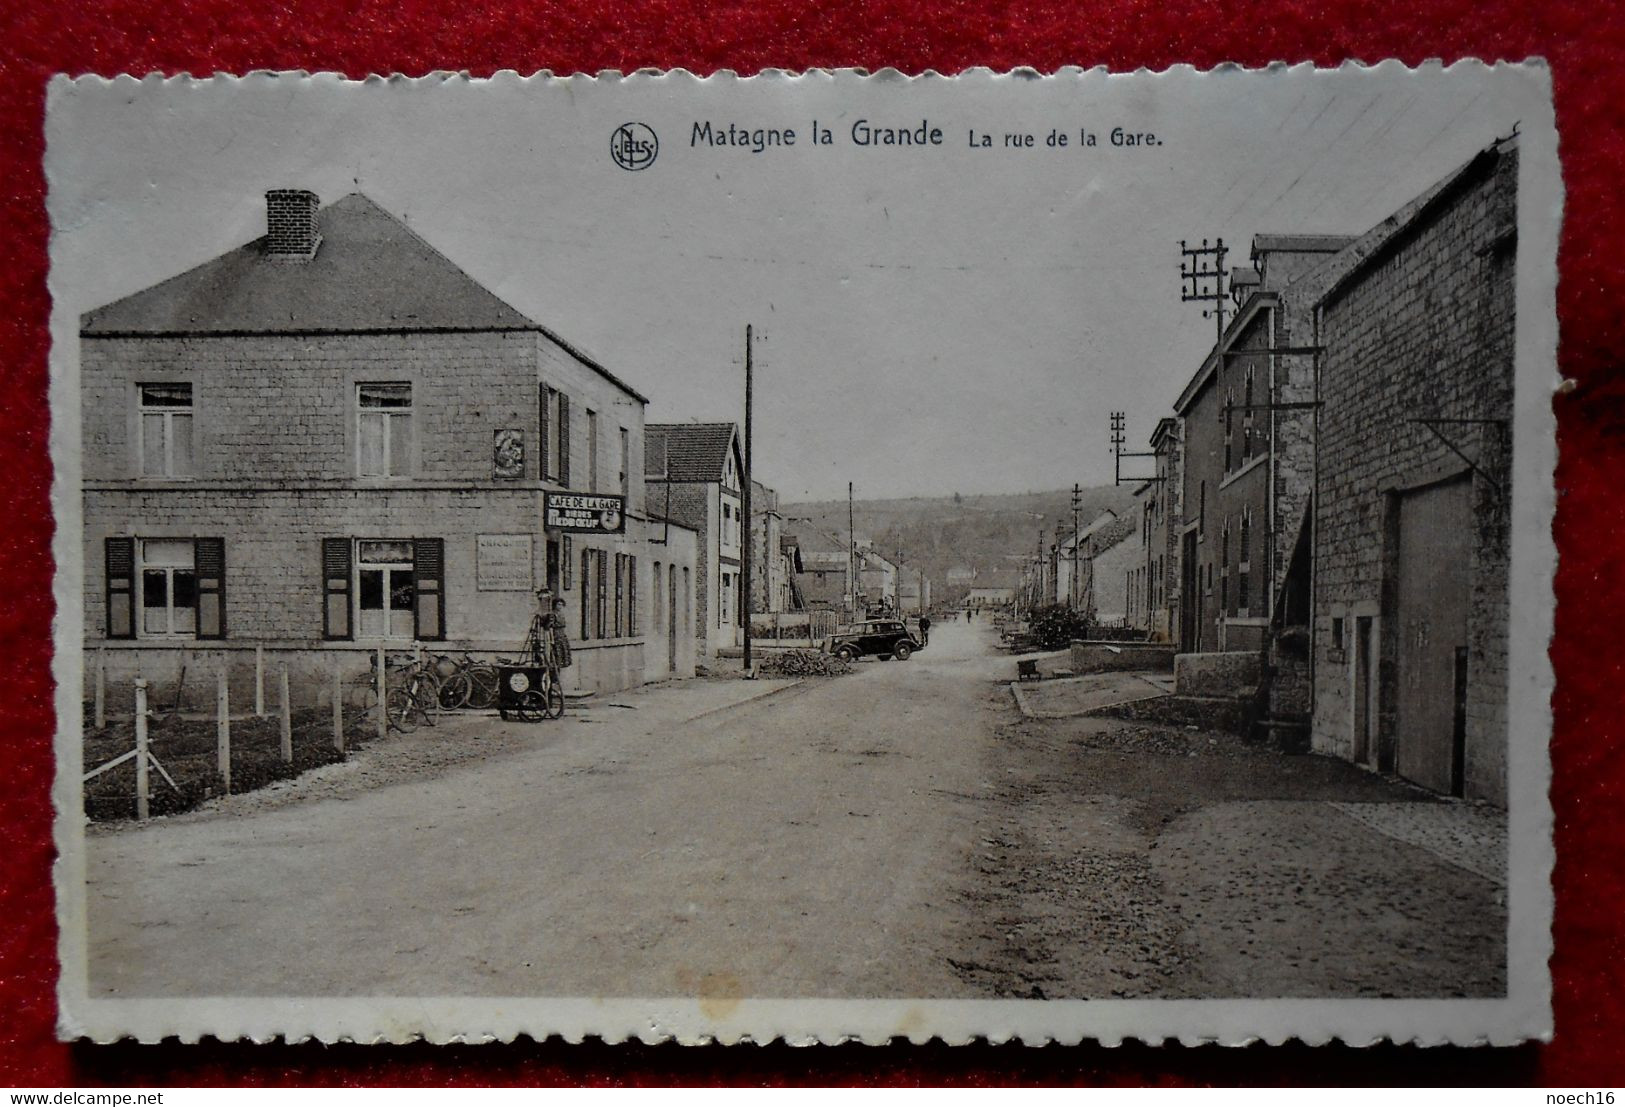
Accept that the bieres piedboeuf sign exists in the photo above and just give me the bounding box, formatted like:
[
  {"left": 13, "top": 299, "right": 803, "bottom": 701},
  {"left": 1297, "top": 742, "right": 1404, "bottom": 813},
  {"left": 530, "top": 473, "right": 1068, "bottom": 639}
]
[{"left": 544, "top": 492, "right": 625, "bottom": 533}]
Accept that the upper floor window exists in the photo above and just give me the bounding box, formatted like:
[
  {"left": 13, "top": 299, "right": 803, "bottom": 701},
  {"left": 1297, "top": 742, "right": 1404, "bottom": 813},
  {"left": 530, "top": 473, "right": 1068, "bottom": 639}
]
[
  {"left": 357, "top": 383, "right": 412, "bottom": 478},
  {"left": 1242, "top": 367, "right": 1256, "bottom": 462},
  {"left": 586, "top": 409, "right": 600, "bottom": 492},
  {"left": 138, "top": 383, "right": 194, "bottom": 477},
  {"left": 619, "top": 427, "right": 630, "bottom": 498}
]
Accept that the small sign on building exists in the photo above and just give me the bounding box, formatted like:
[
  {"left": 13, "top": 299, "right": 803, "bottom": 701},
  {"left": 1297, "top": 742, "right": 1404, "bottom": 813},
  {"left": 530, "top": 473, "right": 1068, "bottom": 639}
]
[
  {"left": 493, "top": 428, "right": 525, "bottom": 479},
  {"left": 545, "top": 492, "right": 626, "bottom": 534},
  {"left": 476, "top": 533, "right": 534, "bottom": 591}
]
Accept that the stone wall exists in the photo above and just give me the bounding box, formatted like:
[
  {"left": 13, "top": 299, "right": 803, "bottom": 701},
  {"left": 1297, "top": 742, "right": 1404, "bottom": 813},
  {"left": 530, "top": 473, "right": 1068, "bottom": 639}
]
[
  {"left": 1174, "top": 650, "right": 1261, "bottom": 698},
  {"left": 1310, "top": 143, "right": 1517, "bottom": 805}
]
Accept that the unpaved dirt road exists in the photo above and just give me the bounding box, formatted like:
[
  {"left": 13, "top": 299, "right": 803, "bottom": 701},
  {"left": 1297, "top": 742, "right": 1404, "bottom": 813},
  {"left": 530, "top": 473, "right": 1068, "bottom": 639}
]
[{"left": 86, "top": 620, "right": 1504, "bottom": 999}]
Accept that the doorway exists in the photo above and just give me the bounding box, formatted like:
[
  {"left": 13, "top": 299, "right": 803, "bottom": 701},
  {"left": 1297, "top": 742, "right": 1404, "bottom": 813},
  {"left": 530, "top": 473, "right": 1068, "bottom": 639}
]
[
  {"left": 1179, "top": 530, "right": 1200, "bottom": 652},
  {"left": 1394, "top": 477, "right": 1473, "bottom": 795}
]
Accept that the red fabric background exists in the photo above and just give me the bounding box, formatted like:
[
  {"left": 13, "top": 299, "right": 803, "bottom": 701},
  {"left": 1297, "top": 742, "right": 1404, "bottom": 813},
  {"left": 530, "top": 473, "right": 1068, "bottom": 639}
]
[{"left": 0, "top": 0, "right": 1619, "bottom": 1088}]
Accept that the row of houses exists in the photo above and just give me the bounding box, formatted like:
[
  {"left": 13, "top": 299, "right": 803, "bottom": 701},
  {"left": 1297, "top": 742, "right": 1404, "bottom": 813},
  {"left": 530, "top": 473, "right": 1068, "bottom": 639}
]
[
  {"left": 79, "top": 189, "right": 802, "bottom": 697},
  {"left": 788, "top": 523, "right": 933, "bottom": 617},
  {"left": 1034, "top": 136, "right": 1519, "bottom": 805}
]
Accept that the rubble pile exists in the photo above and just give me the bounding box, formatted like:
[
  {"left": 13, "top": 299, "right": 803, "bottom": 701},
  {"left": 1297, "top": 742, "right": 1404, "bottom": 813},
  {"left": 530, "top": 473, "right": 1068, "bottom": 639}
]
[{"left": 759, "top": 649, "right": 852, "bottom": 677}]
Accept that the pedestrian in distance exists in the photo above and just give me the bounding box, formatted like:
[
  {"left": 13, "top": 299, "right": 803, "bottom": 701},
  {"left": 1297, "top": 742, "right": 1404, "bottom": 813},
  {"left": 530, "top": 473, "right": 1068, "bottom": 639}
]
[
  {"left": 548, "top": 597, "right": 574, "bottom": 681},
  {"left": 918, "top": 612, "right": 932, "bottom": 646}
]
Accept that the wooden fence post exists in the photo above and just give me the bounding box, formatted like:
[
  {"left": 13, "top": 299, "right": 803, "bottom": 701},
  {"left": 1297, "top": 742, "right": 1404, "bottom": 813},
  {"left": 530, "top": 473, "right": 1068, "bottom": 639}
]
[
  {"left": 376, "top": 644, "right": 388, "bottom": 743},
  {"left": 278, "top": 663, "right": 293, "bottom": 764},
  {"left": 254, "top": 645, "right": 265, "bottom": 717},
  {"left": 331, "top": 659, "right": 344, "bottom": 755},
  {"left": 216, "top": 666, "right": 231, "bottom": 794},
  {"left": 93, "top": 647, "right": 106, "bottom": 730},
  {"left": 133, "top": 679, "right": 150, "bottom": 820}
]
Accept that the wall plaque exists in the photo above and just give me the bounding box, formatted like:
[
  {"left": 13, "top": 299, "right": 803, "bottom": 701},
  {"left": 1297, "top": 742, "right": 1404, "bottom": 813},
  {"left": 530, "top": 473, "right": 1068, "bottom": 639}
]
[{"left": 476, "top": 533, "right": 533, "bottom": 591}]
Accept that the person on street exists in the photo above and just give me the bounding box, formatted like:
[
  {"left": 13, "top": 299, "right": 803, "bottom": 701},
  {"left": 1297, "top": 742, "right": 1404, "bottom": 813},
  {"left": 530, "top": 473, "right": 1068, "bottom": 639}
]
[
  {"left": 526, "top": 589, "right": 555, "bottom": 668},
  {"left": 548, "top": 596, "right": 574, "bottom": 680},
  {"left": 918, "top": 612, "right": 932, "bottom": 646}
]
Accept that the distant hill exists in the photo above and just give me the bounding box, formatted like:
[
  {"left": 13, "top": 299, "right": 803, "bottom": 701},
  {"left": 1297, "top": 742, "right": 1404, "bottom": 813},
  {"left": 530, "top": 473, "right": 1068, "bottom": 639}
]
[{"left": 781, "top": 485, "right": 1136, "bottom": 598}]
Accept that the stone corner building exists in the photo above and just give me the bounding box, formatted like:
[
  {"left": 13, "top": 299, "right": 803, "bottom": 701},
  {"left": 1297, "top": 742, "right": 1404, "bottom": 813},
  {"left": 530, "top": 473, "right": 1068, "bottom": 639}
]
[
  {"left": 82, "top": 188, "right": 697, "bottom": 697},
  {"left": 1310, "top": 137, "right": 1518, "bottom": 804}
]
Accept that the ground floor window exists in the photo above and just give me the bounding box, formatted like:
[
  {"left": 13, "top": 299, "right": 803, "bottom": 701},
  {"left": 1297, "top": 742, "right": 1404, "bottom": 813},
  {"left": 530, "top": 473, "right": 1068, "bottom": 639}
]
[
  {"left": 105, "top": 536, "right": 225, "bottom": 640},
  {"left": 322, "top": 537, "right": 444, "bottom": 641}
]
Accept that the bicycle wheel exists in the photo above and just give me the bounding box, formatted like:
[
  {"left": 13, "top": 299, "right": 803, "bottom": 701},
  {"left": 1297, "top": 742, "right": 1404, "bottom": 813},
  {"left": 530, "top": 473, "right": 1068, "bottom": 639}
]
[
  {"left": 464, "top": 665, "right": 499, "bottom": 710},
  {"left": 386, "top": 686, "right": 422, "bottom": 733},
  {"left": 513, "top": 689, "right": 547, "bottom": 723},
  {"left": 438, "top": 670, "right": 472, "bottom": 710},
  {"left": 544, "top": 680, "right": 565, "bottom": 719}
]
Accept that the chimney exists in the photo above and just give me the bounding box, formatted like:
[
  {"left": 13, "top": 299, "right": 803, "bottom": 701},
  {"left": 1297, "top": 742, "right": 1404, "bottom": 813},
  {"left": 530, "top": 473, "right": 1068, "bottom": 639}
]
[{"left": 264, "top": 189, "right": 321, "bottom": 258}]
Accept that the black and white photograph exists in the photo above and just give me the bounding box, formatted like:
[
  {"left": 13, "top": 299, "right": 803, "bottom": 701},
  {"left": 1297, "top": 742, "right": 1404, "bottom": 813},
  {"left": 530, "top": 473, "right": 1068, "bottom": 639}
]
[{"left": 47, "top": 66, "right": 1559, "bottom": 1045}]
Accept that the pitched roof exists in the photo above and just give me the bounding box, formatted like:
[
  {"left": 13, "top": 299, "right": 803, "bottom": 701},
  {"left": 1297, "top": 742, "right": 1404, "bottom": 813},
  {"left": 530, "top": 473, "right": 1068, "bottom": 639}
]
[
  {"left": 84, "top": 194, "right": 538, "bottom": 335},
  {"left": 644, "top": 423, "right": 739, "bottom": 483},
  {"left": 80, "top": 191, "right": 649, "bottom": 401}
]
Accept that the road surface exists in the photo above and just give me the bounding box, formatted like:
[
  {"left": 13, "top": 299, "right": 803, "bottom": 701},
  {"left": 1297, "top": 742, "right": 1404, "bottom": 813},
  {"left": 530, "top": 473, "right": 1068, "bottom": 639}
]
[{"left": 86, "top": 619, "right": 1505, "bottom": 999}]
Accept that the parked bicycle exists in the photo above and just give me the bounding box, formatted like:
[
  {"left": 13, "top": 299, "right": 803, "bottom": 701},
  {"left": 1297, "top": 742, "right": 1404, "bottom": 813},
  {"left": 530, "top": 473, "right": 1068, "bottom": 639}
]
[{"left": 433, "top": 652, "right": 501, "bottom": 711}]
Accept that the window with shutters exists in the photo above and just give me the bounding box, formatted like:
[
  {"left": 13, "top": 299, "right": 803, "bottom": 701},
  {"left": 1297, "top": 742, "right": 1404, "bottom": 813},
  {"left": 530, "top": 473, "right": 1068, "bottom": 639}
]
[
  {"left": 614, "top": 553, "right": 626, "bottom": 637},
  {"left": 1238, "top": 508, "right": 1252, "bottom": 617},
  {"left": 586, "top": 409, "right": 599, "bottom": 492},
  {"left": 619, "top": 427, "right": 630, "bottom": 498},
  {"left": 108, "top": 537, "right": 226, "bottom": 640},
  {"left": 137, "top": 383, "right": 194, "bottom": 478},
  {"left": 539, "top": 384, "right": 570, "bottom": 483},
  {"left": 357, "top": 383, "right": 413, "bottom": 478},
  {"left": 580, "top": 547, "right": 592, "bottom": 638},
  {"left": 328, "top": 538, "right": 446, "bottom": 641}
]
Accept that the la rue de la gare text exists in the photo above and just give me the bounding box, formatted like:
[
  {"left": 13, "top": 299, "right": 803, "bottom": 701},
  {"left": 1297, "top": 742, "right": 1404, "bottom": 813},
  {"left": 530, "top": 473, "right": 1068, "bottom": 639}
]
[{"left": 690, "top": 119, "right": 1164, "bottom": 153}]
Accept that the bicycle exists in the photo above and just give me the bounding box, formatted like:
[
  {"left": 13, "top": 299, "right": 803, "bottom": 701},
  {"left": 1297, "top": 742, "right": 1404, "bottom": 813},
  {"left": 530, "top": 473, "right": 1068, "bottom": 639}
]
[
  {"left": 434, "top": 652, "right": 500, "bottom": 711},
  {"left": 385, "top": 653, "right": 441, "bottom": 732}
]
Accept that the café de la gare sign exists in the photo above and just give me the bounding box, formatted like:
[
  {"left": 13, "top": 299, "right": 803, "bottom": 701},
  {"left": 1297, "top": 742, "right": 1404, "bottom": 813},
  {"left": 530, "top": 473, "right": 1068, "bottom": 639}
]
[{"left": 544, "top": 492, "right": 626, "bottom": 534}]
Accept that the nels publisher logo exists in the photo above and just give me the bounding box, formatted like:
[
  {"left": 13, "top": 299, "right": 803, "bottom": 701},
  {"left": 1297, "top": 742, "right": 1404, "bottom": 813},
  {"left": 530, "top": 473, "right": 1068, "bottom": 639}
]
[{"left": 610, "top": 122, "right": 659, "bottom": 171}]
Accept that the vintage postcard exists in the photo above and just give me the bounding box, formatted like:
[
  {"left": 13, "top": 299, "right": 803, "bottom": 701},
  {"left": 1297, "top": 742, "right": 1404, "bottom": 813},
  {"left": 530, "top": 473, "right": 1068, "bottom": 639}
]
[{"left": 48, "top": 64, "right": 1559, "bottom": 1045}]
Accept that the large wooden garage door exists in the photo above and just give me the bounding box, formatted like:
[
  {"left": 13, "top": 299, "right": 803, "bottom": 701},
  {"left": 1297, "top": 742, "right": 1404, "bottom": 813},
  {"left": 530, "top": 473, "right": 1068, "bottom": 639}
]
[{"left": 1394, "top": 477, "right": 1472, "bottom": 795}]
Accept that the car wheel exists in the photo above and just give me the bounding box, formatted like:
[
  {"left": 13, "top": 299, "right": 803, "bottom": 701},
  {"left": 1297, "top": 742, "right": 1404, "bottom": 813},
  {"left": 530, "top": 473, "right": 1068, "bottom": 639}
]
[
  {"left": 893, "top": 642, "right": 913, "bottom": 661},
  {"left": 835, "top": 645, "right": 857, "bottom": 662}
]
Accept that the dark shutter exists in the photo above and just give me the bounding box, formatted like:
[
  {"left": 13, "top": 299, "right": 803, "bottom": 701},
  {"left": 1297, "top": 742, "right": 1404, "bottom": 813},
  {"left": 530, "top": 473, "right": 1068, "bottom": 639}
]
[
  {"left": 580, "top": 547, "right": 591, "bottom": 638},
  {"left": 194, "top": 537, "right": 226, "bottom": 640},
  {"left": 558, "top": 397, "right": 571, "bottom": 489},
  {"left": 614, "top": 553, "right": 625, "bottom": 637},
  {"left": 538, "top": 383, "right": 550, "bottom": 481},
  {"left": 628, "top": 555, "right": 638, "bottom": 636},
  {"left": 322, "top": 538, "right": 353, "bottom": 640},
  {"left": 105, "top": 536, "right": 136, "bottom": 639},
  {"left": 413, "top": 537, "right": 446, "bottom": 641}
]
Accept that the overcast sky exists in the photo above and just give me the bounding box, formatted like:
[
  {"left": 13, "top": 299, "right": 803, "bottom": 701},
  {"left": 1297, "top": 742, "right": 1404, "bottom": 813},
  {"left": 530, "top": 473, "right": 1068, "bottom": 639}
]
[{"left": 48, "top": 66, "right": 1543, "bottom": 502}]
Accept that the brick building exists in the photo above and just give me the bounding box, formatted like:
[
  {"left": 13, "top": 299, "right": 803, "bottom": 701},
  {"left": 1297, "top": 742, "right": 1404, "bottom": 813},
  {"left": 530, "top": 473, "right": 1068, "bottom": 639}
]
[
  {"left": 1172, "top": 233, "right": 1357, "bottom": 655},
  {"left": 1133, "top": 416, "right": 1182, "bottom": 641},
  {"left": 82, "top": 189, "right": 697, "bottom": 698},
  {"left": 645, "top": 422, "right": 746, "bottom": 658},
  {"left": 1310, "top": 137, "right": 1517, "bottom": 804}
]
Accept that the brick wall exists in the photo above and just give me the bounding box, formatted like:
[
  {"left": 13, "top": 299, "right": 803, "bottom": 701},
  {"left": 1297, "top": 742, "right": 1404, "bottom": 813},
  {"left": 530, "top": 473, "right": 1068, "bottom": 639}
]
[
  {"left": 1310, "top": 145, "right": 1517, "bottom": 804},
  {"left": 83, "top": 329, "right": 644, "bottom": 515}
]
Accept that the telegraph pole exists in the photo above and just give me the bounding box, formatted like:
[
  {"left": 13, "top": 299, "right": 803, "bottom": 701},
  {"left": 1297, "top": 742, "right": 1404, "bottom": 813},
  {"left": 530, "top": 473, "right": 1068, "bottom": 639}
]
[
  {"left": 742, "top": 324, "right": 753, "bottom": 672},
  {"left": 1110, "top": 410, "right": 1161, "bottom": 487},
  {"left": 848, "top": 481, "right": 856, "bottom": 616},
  {"left": 1070, "top": 482, "right": 1082, "bottom": 610},
  {"left": 1180, "top": 237, "right": 1230, "bottom": 344}
]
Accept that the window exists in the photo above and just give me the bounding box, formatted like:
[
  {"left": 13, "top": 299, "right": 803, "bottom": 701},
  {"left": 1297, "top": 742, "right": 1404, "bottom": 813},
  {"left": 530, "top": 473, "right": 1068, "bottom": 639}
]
[
  {"left": 720, "top": 571, "right": 732, "bottom": 626},
  {"left": 106, "top": 537, "right": 224, "bottom": 639},
  {"left": 357, "top": 383, "right": 413, "bottom": 477},
  {"left": 580, "top": 548, "right": 593, "bottom": 638},
  {"left": 138, "top": 383, "right": 194, "bottom": 477},
  {"left": 1199, "top": 481, "right": 1206, "bottom": 533},
  {"left": 356, "top": 540, "right": 415, "bottom": 638},
  {"left": 1242, "top": 367, "right": 1256, "bottom": 462},
  {"left": 140, "top": 539, "right": 195, "bottom": 636},
  {"left": 539, "top": 384, "right": 567, "bottom": 482},
  {"left": 1223, "top": 387, "right": 1234, "bottom": 472},
  {"left": 619, "top": 427, "right": 630, "bottom": 497},
  {"left": 321, "top": 537, "right": 443, "bottom": 640},
  {"left": 587, "top": 409, "right": 599, "bottom": 492},
  {"left": 1238, "top": 508, "right": 1252, "bottom": 617}
]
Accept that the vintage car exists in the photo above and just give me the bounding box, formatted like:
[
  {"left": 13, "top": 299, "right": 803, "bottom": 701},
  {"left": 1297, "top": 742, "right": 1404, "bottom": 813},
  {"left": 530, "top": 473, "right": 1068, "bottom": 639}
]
[{"left": 825, "top": 619, "right": 925, "bottom": 662}]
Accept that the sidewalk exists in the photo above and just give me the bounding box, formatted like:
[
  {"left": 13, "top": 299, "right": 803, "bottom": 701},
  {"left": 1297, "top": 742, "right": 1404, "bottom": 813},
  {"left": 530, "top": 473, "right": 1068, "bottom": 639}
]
[{"left": 98, "top": 674, "right": 804, "bottom": 829}]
